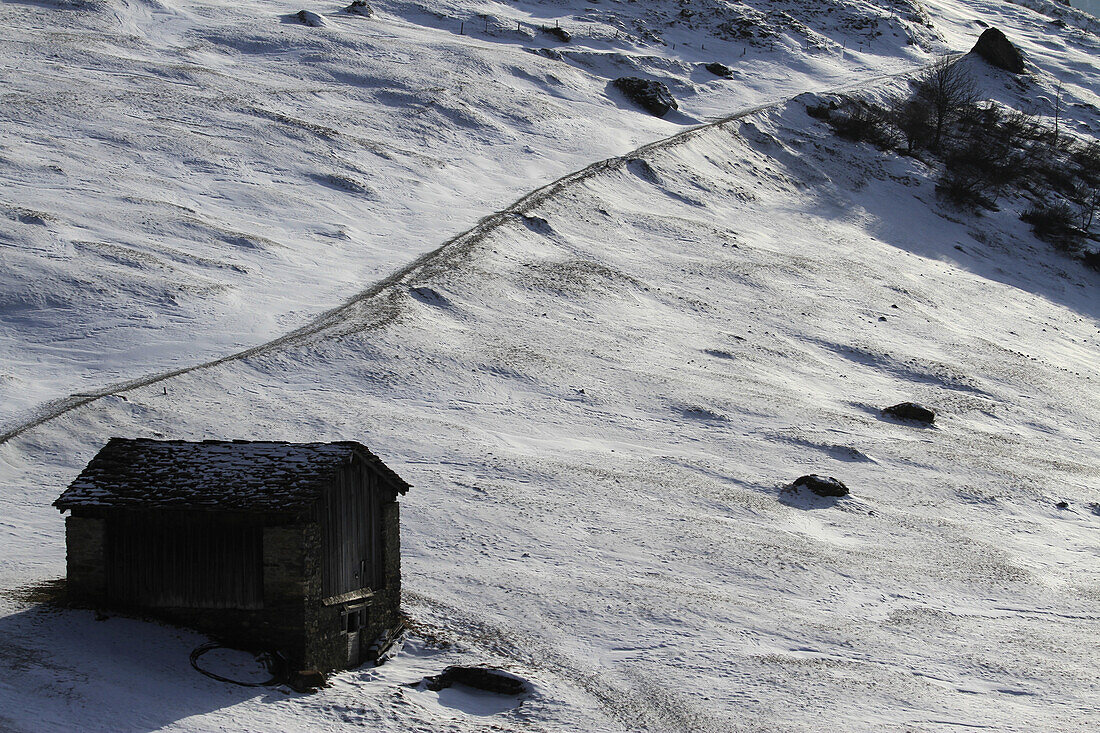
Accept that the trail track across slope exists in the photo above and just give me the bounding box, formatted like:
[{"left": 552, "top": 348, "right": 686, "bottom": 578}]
[{"left": 0, "top": 58, "right": 956, "bottom": 446}]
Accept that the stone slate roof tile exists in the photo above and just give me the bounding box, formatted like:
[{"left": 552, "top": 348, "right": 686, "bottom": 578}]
[{"left": 54, "top": 438, "right": 409, "bottom": 512}]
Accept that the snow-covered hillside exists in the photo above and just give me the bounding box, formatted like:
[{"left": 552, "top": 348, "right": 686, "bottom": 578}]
[
  {"left": 0, "top": 0, "right": 948, "bottom": 427},
  {"left": 1, "top": 0, "right": 1098, "bottom": 731}
]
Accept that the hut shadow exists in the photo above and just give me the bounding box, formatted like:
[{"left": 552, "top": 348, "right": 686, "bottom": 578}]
[{"left": 0, "top": 583, "right": 298, "bottom": 732}]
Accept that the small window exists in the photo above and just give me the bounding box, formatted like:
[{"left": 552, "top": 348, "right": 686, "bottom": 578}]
[{"left": 344, "top": 604, "right": 368, "bottom": 633}]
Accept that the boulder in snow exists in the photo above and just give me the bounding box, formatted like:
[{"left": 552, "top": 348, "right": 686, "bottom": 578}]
[
  {"left": 882, "top": 402, "right": 935, "bottom": 425},
  {"left": 296, "top": 10, "right": 325, "bottom": 27},
  {"left": 613, "top": 77, "right": 678, "bottom": 117},
  {"left": 971, "top": 28, "right": 1025, "bottom": 74},
  {"left": 520, "top": 214, "right": 554, "bottom": 234},
  {"left": 409, "top": 286, "right": 450, "bottom": 307},
  {"left": 423, "top": 666, "right": 529, "bottom": 695},
  {"left": 343, "top": 0, "right": 373, "bottom": 17},
  {"left": 541, "top": 26, "right": 571, "bottom": 43},
  {"left": 705, "top": 62, "right": 734, "bottom": 78},
  {"left": 792, "top": 474, "right": 849, "bottom": 497}
]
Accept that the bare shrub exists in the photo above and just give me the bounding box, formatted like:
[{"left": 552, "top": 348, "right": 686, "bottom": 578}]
[
  {"left": 937, "top": 167, "right": 998, "bottom": 210},
  {"left": 914, "top": 57, "right": 979, "bottom": 149},
  {"left": 827, "top": 99, "right": 897, "bottom": 149},
  {"left": 892, "top": 96, "right": 933, "bottom": 153},
  {"left": 1071, "top": 184, "right": 1100, "bottom": 232},
  {"left": 1021, "top": 202, "right": 1084, "bottom": 251},
  {"left": 1071, "top": 141, "right": 1100, "bottom": 187}
]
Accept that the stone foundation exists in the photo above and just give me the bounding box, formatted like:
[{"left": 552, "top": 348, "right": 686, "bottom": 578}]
[{"left": 65, "top": 516, "right": 106, "bottom": 600}]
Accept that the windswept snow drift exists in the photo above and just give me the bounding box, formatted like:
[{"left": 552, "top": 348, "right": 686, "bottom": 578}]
[{"left": 1, "top": 0, "right": 1099, "bottom": 731}]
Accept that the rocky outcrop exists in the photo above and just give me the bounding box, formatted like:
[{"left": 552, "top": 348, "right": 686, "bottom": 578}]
[
  {"left": 296, "top": 10, "right": 325, "bottom": 27},
  {"left": 971, "top": 28, "right": 1025, "bottom": 74},
  {"left": 613, "top": 77, "right": 678, "bottom": 117},
  {"left": 344, "top": 1, "right": 373, "bottom": 16},
  {"left": 541, "top": 26, "right": 571, "bottom": 43}
]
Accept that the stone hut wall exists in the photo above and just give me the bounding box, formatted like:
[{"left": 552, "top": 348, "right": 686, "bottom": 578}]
[
  {"left": 372, "top": 500, "right": 402, "bottom": 633},
  {"left": 63, "top": 500, "right": 403, "bottom": 674},
  {"left": 66, "top": 516, "right": 107, "bottom": 601}
]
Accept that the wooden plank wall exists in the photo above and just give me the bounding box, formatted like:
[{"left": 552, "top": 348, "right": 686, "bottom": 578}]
[
  {"left": 106, "top": 513, "right": 263, "bottom": 609},
  {"left": 320, "top": 463, "right": 382, "bottom": 598}
]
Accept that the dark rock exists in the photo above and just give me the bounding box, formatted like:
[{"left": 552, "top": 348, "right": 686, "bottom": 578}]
[
  {"left": 971, "top": 28, "right": 1025, "bottom": 74},
  {"left": 344, "top": 0, "right": 372, "bottom": 16},
  {"left": 296, "top": 10, "right": 325, "bottom": 26},
  {"left": 882, "top": 402, "right": 936, "bottom": 425},
  {"left": 424, "top": 666, "right": 529, "bottom": 695},
  {"left": 626, "top": 157, "right": 661, "bottom": 184},
  {"left": 534, "top": 47, "right": 563, "bottom": 61},
  {"left": 705, "top": 62, "right": 733, "bottom": 78},
  {"left": 613, "top": 77, "right": 678, "bottom": 117},
  {"left": 409, "top": 286, "right": 450, "bottom": 307},
  {"left": 15, "top": 210, "right": 49, "bottom": 226},
  {"left": 1055, "top": 500, "right": 1070, "bottom": 510},
  {"left": 792, "top": 474, "right": 849, "bottom": 497},
  {"left": 541, "top": 26, "right": 571, "bottom": 43},
  {"left": 520, "top": 214, "right": 553, "bottom": 234}
]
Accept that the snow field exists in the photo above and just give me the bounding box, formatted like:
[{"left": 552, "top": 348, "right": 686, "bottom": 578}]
[
  {"left": 1, "top": 0, "right": 1099, "bottom": 730},
  {"left": 3, "top": 82, "right": 1098, "bottom": 729}
]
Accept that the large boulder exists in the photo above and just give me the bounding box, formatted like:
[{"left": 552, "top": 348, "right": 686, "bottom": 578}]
[
  {"left": 705, "top": 62, "right": 733, "bottom": 78},
  {"left": 792, "top": 474, "right": 849, "bottom": 497},
  {"left": 971, "top": 28, "right": 1025, "bottom": 74},
  {"left": 613, "top": 77, "right": 678, "bottom": 117},
  {"left": 541, "top": 26, "right": 571, "bottom": 43},
  {"left": 423, "top": 666, "right": 529, "bottom": 695},
  {"left": 882, "top": 402, "right": 935, "bottom": 425}
]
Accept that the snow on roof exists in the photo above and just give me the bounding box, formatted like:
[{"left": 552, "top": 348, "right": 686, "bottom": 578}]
[{"left": 54, "top": 438, "right": 409, "bottom": 513}]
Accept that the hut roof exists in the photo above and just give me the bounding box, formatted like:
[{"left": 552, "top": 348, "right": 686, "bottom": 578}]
[{"left": 54, "top": 438, "right": 410, "bottom": 512}]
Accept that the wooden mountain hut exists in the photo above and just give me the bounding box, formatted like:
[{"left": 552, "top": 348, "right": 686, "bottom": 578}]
[{"left": 54, "top": 438, "right": 410, "bottom": 672}]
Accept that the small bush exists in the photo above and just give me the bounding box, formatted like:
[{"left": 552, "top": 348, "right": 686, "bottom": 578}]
[
  {"left": 913, "top": 57, "right": 979, "bottom": 149},
  {"left": 828, "top": 100, "right": 897, "bottom": 149},
  {"left": 1071, "top": 142, "right": 1100, "bottom": 186},
  {"left": 1082, "top": 249, "right": 1100, "bottom": 271},
  {"left": 937, "top": 170, "right": 998, "bottom": 210},
  {"left": 1021, "top": 202, "right": 1084, "bottom": 250},
  {"left": 816, "top": 59, "right": 1099, "bottom": 269},
  {"left": 892, "top": 96, "right": 933, "bottom": 153}
]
